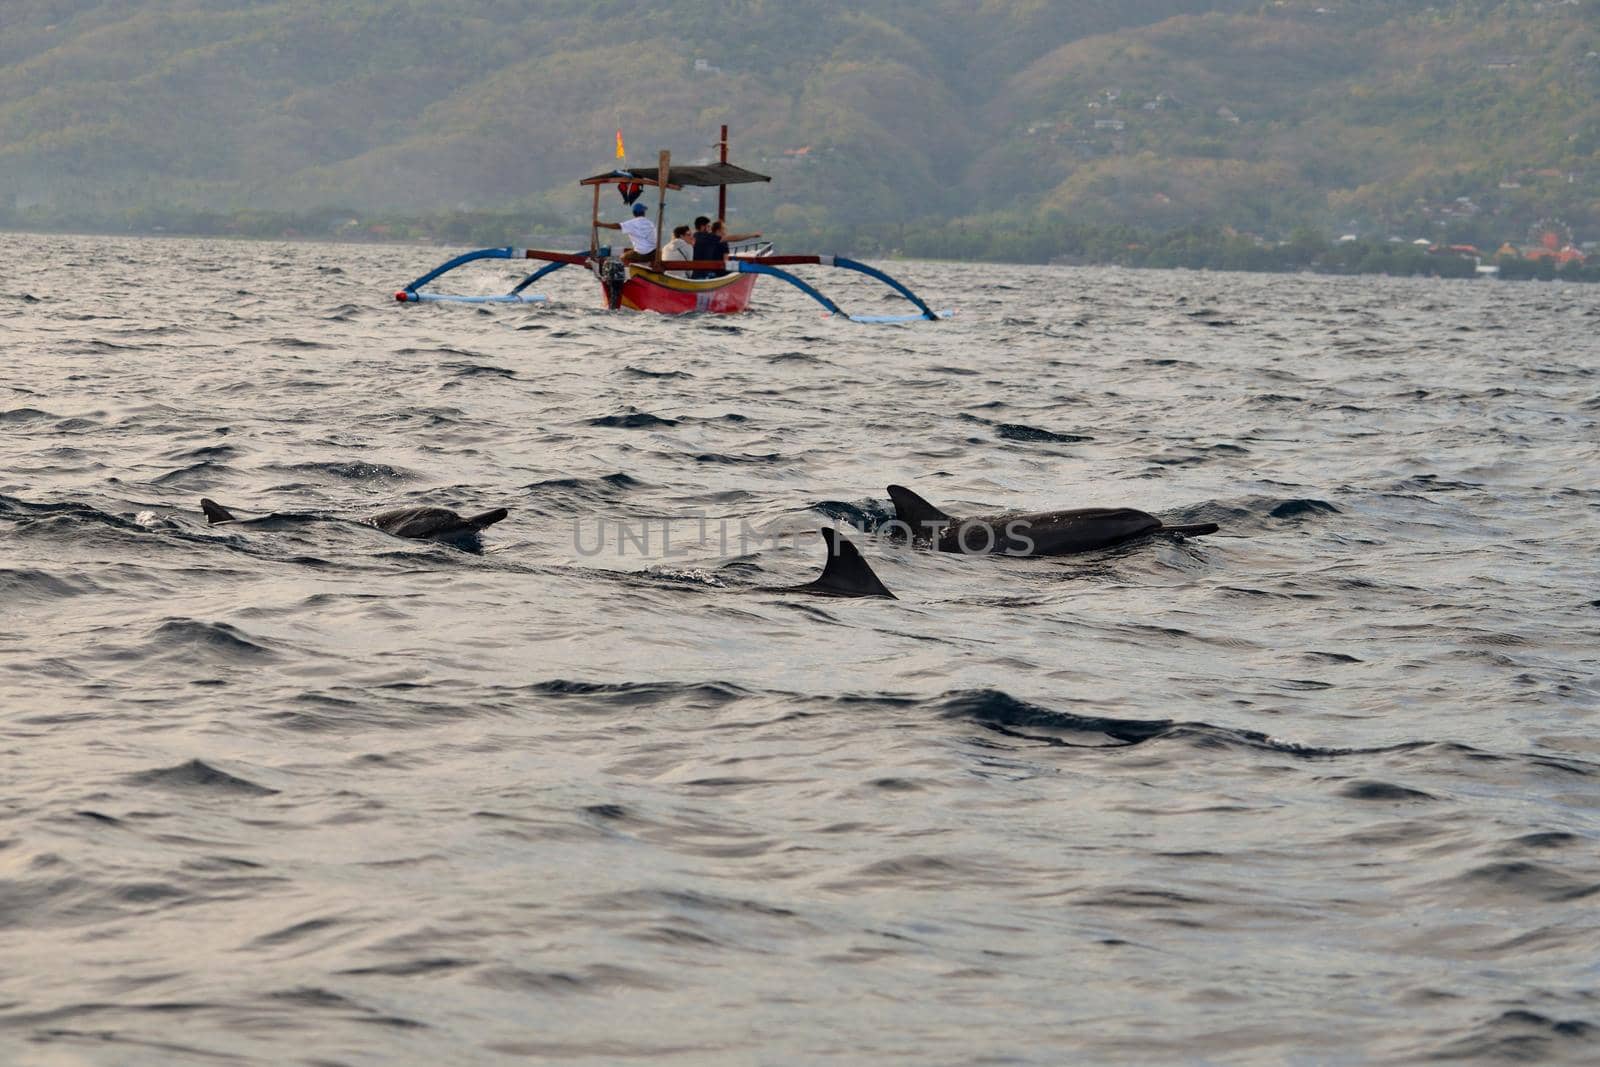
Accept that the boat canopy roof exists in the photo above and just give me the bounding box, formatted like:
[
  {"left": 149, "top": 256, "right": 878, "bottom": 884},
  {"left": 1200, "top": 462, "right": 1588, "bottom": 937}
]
[{"left": 579, "top": 162, "right": 771, "bottom": 189}]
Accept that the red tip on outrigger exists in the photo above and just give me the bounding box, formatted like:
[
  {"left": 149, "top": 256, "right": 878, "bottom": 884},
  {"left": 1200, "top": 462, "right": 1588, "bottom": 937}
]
[{"left": 395, "top": 291, "right": 409, "bottom": 302}]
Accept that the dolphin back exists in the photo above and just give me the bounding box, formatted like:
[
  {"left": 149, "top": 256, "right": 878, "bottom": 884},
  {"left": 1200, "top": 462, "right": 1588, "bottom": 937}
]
[
  {"left": 993, "top": 507, "right": 1162, "bottom": 555},
  {"left": 371, "top": 506, "right": 507, "bottom": 540}
]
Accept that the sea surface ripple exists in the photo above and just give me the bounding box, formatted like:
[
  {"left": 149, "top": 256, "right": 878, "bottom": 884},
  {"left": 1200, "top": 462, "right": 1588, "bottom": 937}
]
[{"left": 2, "top": 232, "right": 1598, "bottom": 1065}]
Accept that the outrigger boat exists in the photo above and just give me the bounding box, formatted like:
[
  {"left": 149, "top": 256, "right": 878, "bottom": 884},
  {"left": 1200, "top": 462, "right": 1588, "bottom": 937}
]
[{"left": 395, "top": 127, "right": 948, "bottom": 323}]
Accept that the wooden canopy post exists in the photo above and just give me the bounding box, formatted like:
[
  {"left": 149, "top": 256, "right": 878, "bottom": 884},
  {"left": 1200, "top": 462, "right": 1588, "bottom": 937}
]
[
  {"left": 590, "top": 183, "right": 600, "bottom": 256},
  {"left": 653, "top": 149, "right": 669, "bottom": 269},
  {"left": 717, "top": 124, "right": 728, "bottom": 222}
]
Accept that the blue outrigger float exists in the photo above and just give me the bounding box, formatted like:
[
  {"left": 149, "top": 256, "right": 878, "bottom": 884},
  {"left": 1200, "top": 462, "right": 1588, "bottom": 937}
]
[{"left": 394, "top": 127, "right": 948, "bottom": 323}]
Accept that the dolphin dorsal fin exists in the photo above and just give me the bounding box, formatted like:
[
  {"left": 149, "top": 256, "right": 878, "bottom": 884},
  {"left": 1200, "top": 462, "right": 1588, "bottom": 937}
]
[
  {"left": 462, "top": 508, "right": 509, "bottom": 531},
  {"left": 199, "top": 498, "right": 238, "bottom": 524},
  {"left": 886, "top": 484, "right": 950, "bottom": 535},
  {"left": 810, "top": 528, "right": 895, "bottom": 599}
]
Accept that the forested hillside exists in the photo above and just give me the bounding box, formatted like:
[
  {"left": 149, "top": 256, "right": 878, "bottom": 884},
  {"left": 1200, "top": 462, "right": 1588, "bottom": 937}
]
[{"left": 1, "top": 0, "right": 1595, "bottom": 254}]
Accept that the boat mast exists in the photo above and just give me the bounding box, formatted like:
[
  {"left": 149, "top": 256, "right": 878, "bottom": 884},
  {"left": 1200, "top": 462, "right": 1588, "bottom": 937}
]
[
  {"left": 654, "top": 149, "right": 669, "bottom": 269},
  {"left": 718, "top": 124, "right": 729, "bottom": 222},
  {"left": 590, "top": 183, "right": 600, "bottom": 256}
]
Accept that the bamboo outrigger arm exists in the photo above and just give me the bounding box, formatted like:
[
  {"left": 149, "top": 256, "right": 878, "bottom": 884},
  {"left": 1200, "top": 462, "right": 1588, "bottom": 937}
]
[
  {"left": 647, "top": 255, "right": 951, "bottom": 322},
  {"left": 394, "top": 246, "right": 950, "bottom": 320},
  {"left": 736, "top": 255, "right": 945, "bottom": 321},
  {"left": 394, "top": 248, "right": 589, "bottom": 304}
]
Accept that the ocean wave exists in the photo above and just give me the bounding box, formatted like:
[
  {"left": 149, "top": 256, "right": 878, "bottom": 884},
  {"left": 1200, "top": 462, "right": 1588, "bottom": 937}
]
[
  {"left": 588, "top": 410, "right": 680, "bottom": 429},
  {"left": 263, "top": 461, "right": 420, "bottom": 482},
  {"left": 125, "top": 758, "right": 278, "bottom": 796},
  {"left": 935, "top": 688, "right": 1375, "bottom": 756}
]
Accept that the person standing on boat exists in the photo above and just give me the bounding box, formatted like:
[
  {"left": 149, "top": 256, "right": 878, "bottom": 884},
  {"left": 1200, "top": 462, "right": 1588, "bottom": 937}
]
[
  {"left": 596, "top": 202, "right": 656, "bottom": 263},
  {"left": 686, "top": 216, "right": 712, "bottom": 273},
  {"left": 692, "top": 219, "right": 761, "bottom": 278},
  {"left": 661, "top": 225, "right": 694, "bottom": 262}
]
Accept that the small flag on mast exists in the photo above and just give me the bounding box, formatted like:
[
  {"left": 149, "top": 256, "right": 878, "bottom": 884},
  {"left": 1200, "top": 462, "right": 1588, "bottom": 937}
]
[{"left": 616, "top": 129, "right": 625, "bottom": 159}]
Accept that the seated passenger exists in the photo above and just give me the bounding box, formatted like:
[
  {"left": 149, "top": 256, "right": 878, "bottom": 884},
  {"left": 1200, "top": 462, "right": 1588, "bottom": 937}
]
[
  {"left": 691, "top": 219, "right": 762, "bottom": 278},
  {"left": 596, "top": 202, "right": 657, "bottom": 263},
  {"left": 661, "top": 225, "right": 694, "bottom": 262}
]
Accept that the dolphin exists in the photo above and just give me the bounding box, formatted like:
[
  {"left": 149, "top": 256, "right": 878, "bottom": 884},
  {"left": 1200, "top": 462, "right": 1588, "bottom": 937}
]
[
  {"left": 885, "top": 484, "right": 1217, "bottom": 558},
  {"left": 200, "top": 497, "right": 508, "bottom": 548},
  {"left": 763, "top": 527, "right": 895, "bottom": 599}
]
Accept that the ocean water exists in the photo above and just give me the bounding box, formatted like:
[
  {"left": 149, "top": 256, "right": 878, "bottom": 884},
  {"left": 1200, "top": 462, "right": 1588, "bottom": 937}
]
[{"left": 2, "top": 231, "right": 1597, "bottom": 1065}]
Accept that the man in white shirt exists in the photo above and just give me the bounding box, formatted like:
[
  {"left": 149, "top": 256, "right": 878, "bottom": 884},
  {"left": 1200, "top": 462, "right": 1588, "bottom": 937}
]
[
  {"left": 661, "top": 225, "right": 694, "bottom": 262},
  {"left": 597, "top": 202, "right": 657, "bottom": 263}
]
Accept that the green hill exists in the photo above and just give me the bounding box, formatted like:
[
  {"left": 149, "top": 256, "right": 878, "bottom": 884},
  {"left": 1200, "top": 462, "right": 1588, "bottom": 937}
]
[
  {"left": 979, "top": 1, "right": 1599, "bottom": 242},
  {"left": 1, "top": 0, "right": 1595, "bottom": 254}
]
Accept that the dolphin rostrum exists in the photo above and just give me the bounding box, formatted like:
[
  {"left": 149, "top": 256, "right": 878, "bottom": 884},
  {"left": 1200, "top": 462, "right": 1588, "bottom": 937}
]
[
  {"left": 765, "top": 527, "right": 895, "bottom": 599},
  {"left": 200, "top": 497, "right": 508, "bottom": 546},
  {"left": 885, "top": 484, "right": 1217, "bottom": 558}
]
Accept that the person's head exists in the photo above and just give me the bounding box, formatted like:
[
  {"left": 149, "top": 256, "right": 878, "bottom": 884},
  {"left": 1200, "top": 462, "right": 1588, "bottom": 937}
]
[
  {"left": 673, "top": 225, "right": 690, "bottom": 239},
  {"left": 693, "top": 215, "right": 710, "bottom": 231},
  {"left": 710, "top": 220, "right": 726, "bottom": 235},
  {"left": 632, "top": 202, "right": 648, "bottom": 216}
]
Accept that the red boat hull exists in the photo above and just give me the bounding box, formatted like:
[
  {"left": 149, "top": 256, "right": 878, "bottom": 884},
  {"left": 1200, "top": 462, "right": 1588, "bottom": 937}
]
[{"left": 601, "top": 266, "right": 758, "bottom": 314}]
